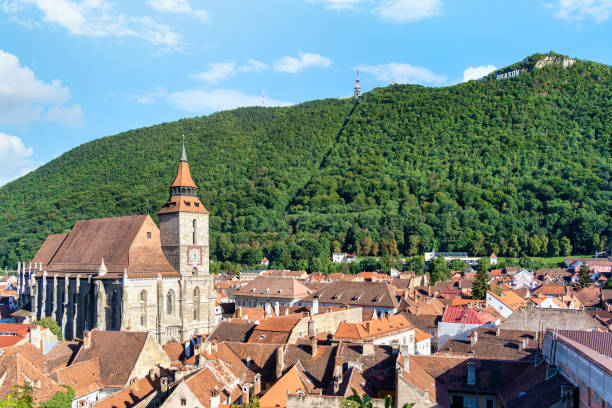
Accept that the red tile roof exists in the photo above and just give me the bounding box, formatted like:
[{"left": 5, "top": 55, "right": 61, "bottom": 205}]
[
  {"left": 441, "top": 306, "right": 496, "bottom": 325},
  {"left": 557, "top": 330, "right": 612, "bottom": 358}
]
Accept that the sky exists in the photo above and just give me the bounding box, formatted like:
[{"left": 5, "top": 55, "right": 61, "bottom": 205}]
[{"left": 1, "top": 0, "right": 611, "bottom": 186}]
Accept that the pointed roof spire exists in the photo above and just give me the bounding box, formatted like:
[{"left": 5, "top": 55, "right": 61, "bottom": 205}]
[
  {"left": 180, "top": 135, "right": 188, "bottom": 162},
  {"left": 98, "top": 258, "right": 107, "bottom": 276}
]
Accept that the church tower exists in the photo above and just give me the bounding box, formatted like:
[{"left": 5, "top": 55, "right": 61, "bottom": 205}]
[{"left": 159, "top": 140, "right": 210, "bottom": 276}]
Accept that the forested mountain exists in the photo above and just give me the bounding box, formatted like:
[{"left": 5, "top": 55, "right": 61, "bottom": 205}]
[{"left": 0, "top": 52, "right": 610, "bottom": 270}]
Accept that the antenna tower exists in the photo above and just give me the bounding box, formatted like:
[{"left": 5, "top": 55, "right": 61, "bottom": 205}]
[{"left": 354, "top": 68, "right": 361, "bottom": 101}]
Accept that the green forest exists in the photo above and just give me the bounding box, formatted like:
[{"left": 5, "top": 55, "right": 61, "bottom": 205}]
[{"left": 0, "top": 52, "right": 610, "bottom": 272}]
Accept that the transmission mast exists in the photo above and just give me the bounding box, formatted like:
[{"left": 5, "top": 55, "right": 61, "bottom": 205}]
[{"left": 354, "top": 68, "right": 361, "bottom": 101}]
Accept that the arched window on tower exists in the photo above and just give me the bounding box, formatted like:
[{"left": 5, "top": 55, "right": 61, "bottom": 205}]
[
  {"left": 193, "top": 287, "right": 200, "bottom": 321},
  {"left": 192, "top": 219, "right": 197, "bottom": 245},
  {"left": 140, "top": 313, "right": 146, "bottom": 327},
  {"left": 166, "top": 290, "right": 175, "bottom": 315},
  {"left": 140, "top": 290, "right": 147, "bottom": 303}
]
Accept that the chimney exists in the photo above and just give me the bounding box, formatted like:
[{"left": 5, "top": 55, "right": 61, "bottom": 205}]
[
  {"left": 83, "top": 330, "right": 92, "bottom": 349},
  {"left": 285, "top": 309, "right": 289, "bottom": 316},
  {"left": 519, "top": 337, "right": 528, "bottom": 351},
  {"left": 276, "top": 346, "right": 284, "bottom": 379},
  {"left": 211, "top": 388, "right": 220, "bottom": 408},
  {"left": 312, "top": 299, "right": 319, "bottom": 315},
  {"left": 311, "top": 336, "right": 318, "bottom": 356},
  {"left": 237, "top": 306, "right": 243, "bottom": 319},
  {"left": 160, "top": 377, "right": 169, "bottom": 395},
  {"left": 204, "top": 341, "right": 212, "bottom": 355},
  {"left": 363, "top": 341, "right": 374, "bottom": 356},
  {"left": 333, "top": 364, "right": 343, "bottom": 394},
  {"left": 470, "top": 331, "right": 478, "bottom": 346},
  {"left": 254, "top": 374, "right": 261, "bottom": 395},
  {"left": 265, "top": 302, "right": 272, "bottom": 317},
  {"left": 274, "top": 301, "right": 280, "bottom": 317},
  {"left": 467, "top": 362, "right": 476, "bottom": 385},
  {"left": 29, "top": 325, "right": 42, "bottom": 349},
  {"left": 246, "top": 356, "right": 251, "bottom": 367},
  {"left": 366, "top": 322, "right": 371, "bottom": 333},
  {"left": 308, "top": 320, "right": 317, "bottom": 337},
  {"left": 496, "top": 326, "right": 501, "bottom": 337},
  {"left": 241, "top": 384, "right": 250, "bottom": 404}
]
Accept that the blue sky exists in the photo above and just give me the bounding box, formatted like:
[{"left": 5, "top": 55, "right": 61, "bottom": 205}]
[{"left": 1, "top": 0, "right": 611, "bottom": 185}]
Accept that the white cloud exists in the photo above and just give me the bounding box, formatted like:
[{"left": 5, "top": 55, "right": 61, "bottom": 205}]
[
  {"left": 552, "top": 0, "right": 612, "bottom": 23},
  {"left": 462, "top": 64, "right": 496, "bottom": 82},
  {"left": 147, "top": 0, "right": 209, "bottom": 22},
  {"left": 46, "top": 103, "right": 83, "bottom": 125},
  {"left": 167, "top": 89, "right": 291, "bottom": 113},
  {"left": 0, "top": 132, "right": 35, "bottom": 186},
  {"left": 311, "top": 0, "right": 362, "bottom": 9},
  {"left": 0, "top": 49, "right": 78, "bottom": 125},
  {"left": 274, "top": 52, "right": 331, "bottom": 74},
  {"left": 132, "top": 86, "right": 167, "bottom": 104},
  {"left": 360, "top": 62, "right": 445, "bottom": 84},
  {"left": 376, "top": 0, "right": 442, "bottom": 22},
  {"left": 15, "top": 0, "right": 181, "bottom": 47},
  {"left": 192, "top": 59, "right": 268, "bottom": 84}
]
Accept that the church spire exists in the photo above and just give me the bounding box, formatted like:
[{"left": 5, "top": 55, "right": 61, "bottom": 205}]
[
  {"left": 180, "top": 136, "right": 188, "bottom": 162},
  {"left": 158, "top": 138, "right": 208, "bottom": 215}
]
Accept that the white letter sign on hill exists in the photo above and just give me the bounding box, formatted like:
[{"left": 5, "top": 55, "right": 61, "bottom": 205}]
[{"left": 496, "top": 69, "right": 522, "bottom": 80}]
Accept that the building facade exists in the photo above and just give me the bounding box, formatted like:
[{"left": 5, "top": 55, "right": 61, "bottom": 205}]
[{"left": 17, "top": 142, "right": 216, "bottom": 344}]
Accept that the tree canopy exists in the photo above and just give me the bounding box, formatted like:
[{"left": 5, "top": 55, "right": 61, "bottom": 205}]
[{"left": 0, "top": 52, "right": 610, "bottom": 271}]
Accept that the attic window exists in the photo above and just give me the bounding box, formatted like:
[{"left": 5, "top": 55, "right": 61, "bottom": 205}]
[
  {"left": 277, "top": 289, "right": 283, "bottom": 293},
  {"left": 332, "top": 293, "right": 342, "bottom": 300},
  {"left": 195, "top": 203, "right": 200, "bottom": 207},
  {"left": 264, "top": 288, "right": 270, "bottom": 293},
  {"left": 250, "top": 289, "right": 256, "bottom": 292},
  {"left": 260, "top": 335, "right": 265, "bottom": 340},
  {"left": 185, "top": 201, "right": 191, "bottom": 206},
  {"left": 146, "top": 232, "right": 151, "bottom": 239}
]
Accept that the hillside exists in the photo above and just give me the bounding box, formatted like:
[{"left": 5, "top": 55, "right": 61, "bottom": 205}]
[{"left": 0, "top": 52, "right": 610, "bottom": 270}]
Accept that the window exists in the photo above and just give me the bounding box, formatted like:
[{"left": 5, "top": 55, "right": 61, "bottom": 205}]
[
  {"left": 192, "top": 219, "right": 197, "bottom": 244},
  {"left": 140, "top": 313, "right": 146, "bottom": 326},
  {"left": 167, "top": 290, "right": 175, "bottom": 315},
  {"left": 192, "top": 267, "right": 198, "bottom": 276},
  {"left": 451, "top": 395, "right": 463, "bottom": 408},
  {"left": 146, "top": 232, "right": 151, "bottom": 239},
  {"left": 486, "top": 400, "right": 494, "bottom": 408},
  {"left": 193, "top": 287, "right": 200, "bottom": 320},
  {"left": 180, "top": 398, "right": 186, "bottom": 406},
  {"left": 140, "top": 290, "right": 147, "bottom": 303}
]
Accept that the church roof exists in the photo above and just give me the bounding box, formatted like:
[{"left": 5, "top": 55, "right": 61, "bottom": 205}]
[
  {"left": 170, "top": 160, "right": 197, "bottom": 189},
  {"left": 32, "top": 233, "right": 68, "bottom": 269},
  {"left": 158, "top": 195, "right": 208, "bottom": 214},
  {"left": 39, "top": 215, "right": 178, "bottom": 278}
]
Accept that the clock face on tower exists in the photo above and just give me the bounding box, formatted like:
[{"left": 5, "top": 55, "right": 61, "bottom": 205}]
[{"left": 187, "top": 246, "right": 202, "bottom": 266}]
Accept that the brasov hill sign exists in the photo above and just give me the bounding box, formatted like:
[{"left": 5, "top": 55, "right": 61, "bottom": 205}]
[{"left": 496, "top": 69, "right": 522, "bottom": 80}]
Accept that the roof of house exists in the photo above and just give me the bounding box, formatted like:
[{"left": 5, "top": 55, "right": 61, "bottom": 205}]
[
  {"left": 575, "top": 287, "right": 601, "bottom": 307},
  {"left": 441, "top": 306, "right": 496, "bottom": 325},
  {"left": 437, "top": 327, "right": 536, "bottom": 361},
  {"left": 300, "top": 281, "right": 399, "bottom": 309},
  {"left": 184, "top": 360, "right": 242, "bottom": 408},
  {"left": 333, "top": 365, "right": 373, "bottom": 397},
  {"left": 402, "top": 313, "right": 441, "bottom": 332},
  {"left": 556, "top": 330, "right": 612, "bottom": 358},
  {"left": 414, "top": 328, "right": 433, "bottom": 343},
  {"left": 487, "top": 290, "right": 527, "bottom": 311},
  {"left": 234, "top": 277, "right": 312, "bottom": 300},
  {"left": 207, "top": 321, "right": 256, "bottom": 343},
  {"left": 53, "top": 358, "right": 102, "bottom": 398},
  {"left": 92, "top": 375, "right": 158, "bottom": 408},
  {"left": 259, "top": 362, "right": 317, "bottom": 408},
  {"left": 0, "top": 352, "right": 61, "bottom": 402},
  {"left": 72, "top": 330, "right": 149, "bottom": 387},
  {"left": 248, "top": 316, "right": 302, "bottom": 344},
  {"left": 36, "top": 215, "right": 178, "bottom": 278},
  {"left": 533, "top": 284, "right": 567, "bottom": 296},
  {"left": 0, "top": 323, "right": 35, "bottom": 337},
  {"left": 45, "top": 341, "right": 81, "bottom": 372},
  {"left": 334, "top": 314, "right": 414, "bottom": 341}
]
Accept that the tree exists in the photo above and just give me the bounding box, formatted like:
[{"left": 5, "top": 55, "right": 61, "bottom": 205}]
[
  {"left": 36, "top": 318, "right": 63, "bottom": 340},
  {"left": 344, "top": 390, "right": 414, "bottom": 408},
  {"left": 0, "top": 384, "right": 74, "bottom": 408},
  {"left": 231, "top": 394, "right": 259, "bottom": 408},
  {"left": 429, "top": 256, "right": 450, "bottom": 285},
  {"left": 577, "top": 264, "right": 592, "bottom": 288},
  {"left": 560, "top": 237, "right": 572, "bottom": 257},
  {"left": 604, "top": 278, "right": 612, "bottom": 289},
  {"left": 449, "top": 259, "right": 466, "bottom": 271},
  {"left": 472, "top": 258, "right": 491, "bottom": 300}
]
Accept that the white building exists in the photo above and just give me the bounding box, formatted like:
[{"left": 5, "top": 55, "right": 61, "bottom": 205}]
[
  {"left": 437, "top": 306, "right": 499, "bottom": 348},
  {"left": 332, "top": 253, "right": 356, "bottom": 263},
  {"left": 485, "top": 290, "right": 527, "bottom": 319}
]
